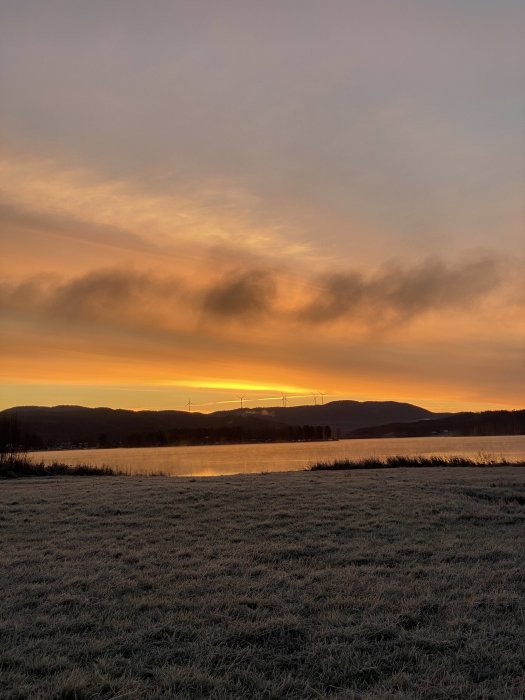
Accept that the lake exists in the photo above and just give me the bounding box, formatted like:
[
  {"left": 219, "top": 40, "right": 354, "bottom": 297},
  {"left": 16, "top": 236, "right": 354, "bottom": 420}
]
[{"left": 29, "top": 434, "right": 525, "bottom": 477}]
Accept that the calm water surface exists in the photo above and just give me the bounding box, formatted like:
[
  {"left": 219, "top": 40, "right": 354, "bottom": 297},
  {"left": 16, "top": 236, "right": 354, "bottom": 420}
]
[{"left": 30, "top": 435, "right": 525, "bottom": 477}]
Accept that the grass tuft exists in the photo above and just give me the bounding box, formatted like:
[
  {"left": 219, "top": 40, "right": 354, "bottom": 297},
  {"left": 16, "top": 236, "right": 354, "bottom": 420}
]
[
  {"left": 308, "top": 454, "right": 525, "bottom": 471},
  {"left": 0, "top": 456, "right": 124, "bottom": 478}
]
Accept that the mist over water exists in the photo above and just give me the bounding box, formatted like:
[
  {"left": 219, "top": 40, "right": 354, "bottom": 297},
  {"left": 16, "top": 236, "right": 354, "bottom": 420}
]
[{"left": 30, "top": 435, "right": 525, "bottom": 477}]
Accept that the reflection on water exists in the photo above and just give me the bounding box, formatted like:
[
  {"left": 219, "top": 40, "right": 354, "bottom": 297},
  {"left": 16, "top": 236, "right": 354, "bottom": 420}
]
[{"left": 29, "top": 435, "right": 525, "bottom": 477}]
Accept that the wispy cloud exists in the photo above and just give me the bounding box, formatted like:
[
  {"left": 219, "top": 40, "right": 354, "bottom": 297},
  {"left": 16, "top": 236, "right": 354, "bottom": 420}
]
[{"left": 0, "top": 156, "right": 316, "bottom": 265}]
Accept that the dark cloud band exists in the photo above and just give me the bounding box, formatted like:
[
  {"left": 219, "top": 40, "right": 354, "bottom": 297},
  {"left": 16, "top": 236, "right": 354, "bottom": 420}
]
[{"left": 0, "top": 254, "right": 506, "bottom": 332}]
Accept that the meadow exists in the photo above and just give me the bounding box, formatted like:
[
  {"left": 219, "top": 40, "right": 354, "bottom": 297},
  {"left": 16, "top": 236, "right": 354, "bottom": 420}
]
[{"left": 1, "top": 466, "right": 524, "bottom": 699}]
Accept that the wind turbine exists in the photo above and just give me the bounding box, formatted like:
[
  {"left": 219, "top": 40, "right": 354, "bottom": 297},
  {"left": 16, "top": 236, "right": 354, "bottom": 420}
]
[
  {"left": 238, "top": 396, "right": 245, "bottom": 410},
  {"left": 281, "top": 394, "right": 288, "bottom": 408},
  {"left": 312, "top": 393, "right": 318, "bottom": 406},
  {"left": 186, "top": 398, "right": 192, "bottom": 413},
  {"left": 319, "top": 392, "right": 326, "bottom": 405}
]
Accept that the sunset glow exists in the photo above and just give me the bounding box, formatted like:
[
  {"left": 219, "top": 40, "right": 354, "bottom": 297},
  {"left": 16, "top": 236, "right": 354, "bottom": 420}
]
[{"left": 1, "top": 1, "right": 524, "bottom": 412}]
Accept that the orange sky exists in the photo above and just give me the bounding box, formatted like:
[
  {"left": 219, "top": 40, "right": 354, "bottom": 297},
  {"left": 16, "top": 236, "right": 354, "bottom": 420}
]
[{"left": 1, "top": 2, "right": 524, "bottom": 413}]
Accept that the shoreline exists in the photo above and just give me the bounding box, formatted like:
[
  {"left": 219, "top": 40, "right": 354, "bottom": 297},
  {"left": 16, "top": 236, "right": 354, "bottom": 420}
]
[{"left": 2, "top": 454, "right": 525, "bottom": 479}]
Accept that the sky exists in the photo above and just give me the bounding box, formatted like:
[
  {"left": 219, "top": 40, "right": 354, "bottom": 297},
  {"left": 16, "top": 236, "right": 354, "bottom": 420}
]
[{"left": 0, "top": 0, "right": 524, "bottom": 412}]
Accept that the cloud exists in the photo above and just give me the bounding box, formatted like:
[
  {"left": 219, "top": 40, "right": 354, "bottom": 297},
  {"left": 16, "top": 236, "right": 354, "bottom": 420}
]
[
  {"left": 0, "top": 198, "right": 156, "bottom": 255},
  {"left": 0, "top": 256, "right": 523, "bottom": 410},
  {"left": 299, "top": 255, "right": 502, "bottom": 325},
  {"left": 51, "top": 269, "right": 180, "bottom": 321},
  {"left": 0, "top": 254, "right": 509, "bottom": 335},
  {"left": 202, "top": 269, "right": 276, "bottom": 318},
  {"left": 0, "top": 155, "right": 314, "bottom": 267},
  {"left": 0, "top": 267, "right": 277, "bottom": 331},
  {"left": 0, "top": 269, "right": 177, "bottom": 329}
]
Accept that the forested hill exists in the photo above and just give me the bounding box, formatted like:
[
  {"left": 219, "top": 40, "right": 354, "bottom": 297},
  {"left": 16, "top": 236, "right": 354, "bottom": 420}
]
[
  {"left": 347, "top": 410, "right": 525, "bottom": 438},
  {"left": 0, "top": 405, "right": 291, "bottom": 449},
  {"left": 212, "top": 400, "right": 435, "bottom": 435},
  {"left": 1, "top": 400, "right": 435, "bottom": 448}
]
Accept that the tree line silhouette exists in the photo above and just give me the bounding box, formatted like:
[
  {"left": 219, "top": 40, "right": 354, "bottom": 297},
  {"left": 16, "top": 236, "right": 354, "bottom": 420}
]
[
  {"left": 110, "top": 424, "right": 333, "bottom": 448},
  {"left": 1, "top": 414, "right": 333, "bottom": 451}
]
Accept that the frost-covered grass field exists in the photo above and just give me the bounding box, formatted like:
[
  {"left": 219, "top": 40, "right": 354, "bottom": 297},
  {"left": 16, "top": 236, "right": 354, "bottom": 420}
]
[{"left": 2, "top": 467, "right": 524, "bottom": 699}]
